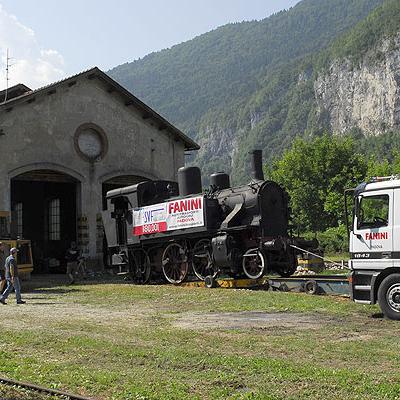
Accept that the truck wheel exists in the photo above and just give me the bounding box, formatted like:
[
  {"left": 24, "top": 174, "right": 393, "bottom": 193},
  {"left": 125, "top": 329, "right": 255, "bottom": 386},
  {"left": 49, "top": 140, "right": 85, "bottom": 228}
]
[{"left": 377, "top": 274, "right": 400, "bottom": 320}]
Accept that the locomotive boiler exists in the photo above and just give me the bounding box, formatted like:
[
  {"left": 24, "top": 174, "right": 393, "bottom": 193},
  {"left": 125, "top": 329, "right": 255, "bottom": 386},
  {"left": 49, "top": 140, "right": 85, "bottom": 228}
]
[{"left": 102, "top": 150, "right": 315, "bottom": 284}]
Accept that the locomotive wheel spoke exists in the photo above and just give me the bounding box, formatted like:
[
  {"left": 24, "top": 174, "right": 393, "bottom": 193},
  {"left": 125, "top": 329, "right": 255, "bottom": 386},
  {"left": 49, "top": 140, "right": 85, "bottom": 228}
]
[
  {"left": 192, "top": 239, "right": 217, "bottom": 281},
  {"left": 242, "top": 249, "right": 265, "bottom": 280},
  {"left": 162, "top": 243, "right": 189, "bottom": 284},
  {"left": 129, "top": 249, "right": 151, "bottom": 284}
]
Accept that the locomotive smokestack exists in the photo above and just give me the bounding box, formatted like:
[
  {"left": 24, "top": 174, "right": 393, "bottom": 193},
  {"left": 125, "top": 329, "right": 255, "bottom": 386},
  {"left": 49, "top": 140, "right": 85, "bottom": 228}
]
[{"left": 250, "top": 150, "right": 264, "bottom": 181}]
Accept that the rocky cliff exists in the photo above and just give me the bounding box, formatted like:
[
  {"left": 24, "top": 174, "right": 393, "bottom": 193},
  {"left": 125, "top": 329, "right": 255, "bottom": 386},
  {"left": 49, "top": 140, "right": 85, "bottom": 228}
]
[{"left": 315, "top": 35, "right": 400, "bottom": 135}]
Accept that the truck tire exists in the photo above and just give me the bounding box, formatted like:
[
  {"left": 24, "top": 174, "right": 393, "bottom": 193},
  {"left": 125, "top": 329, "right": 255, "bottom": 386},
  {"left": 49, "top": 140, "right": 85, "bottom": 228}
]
[
  {"left": 304, "top": 280, "right": 319, "bottom": 295},
  {"left": 377, "top": 274, "right": 400, "bottom": 320}
]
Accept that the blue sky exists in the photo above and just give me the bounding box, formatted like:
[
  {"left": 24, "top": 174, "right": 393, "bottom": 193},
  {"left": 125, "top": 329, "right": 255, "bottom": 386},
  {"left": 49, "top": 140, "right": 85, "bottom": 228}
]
[{"left": 0, "top": 0, "right": 299, "bottom": 89}]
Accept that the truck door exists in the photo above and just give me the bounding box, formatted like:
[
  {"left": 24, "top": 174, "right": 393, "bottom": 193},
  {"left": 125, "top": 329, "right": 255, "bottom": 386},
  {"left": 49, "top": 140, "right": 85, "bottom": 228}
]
[
  {"left": 392, "top": 188, "right": 400, "bottom": 267},
  {"left": 351, "top": 189, "right": 393, "bottom": 270}
]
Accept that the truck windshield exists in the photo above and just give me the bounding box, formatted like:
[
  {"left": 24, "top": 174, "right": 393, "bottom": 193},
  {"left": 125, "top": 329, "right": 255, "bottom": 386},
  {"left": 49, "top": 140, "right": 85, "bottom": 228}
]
[{"left": 357, "top": 194, "right": 389, "bottom": 229}]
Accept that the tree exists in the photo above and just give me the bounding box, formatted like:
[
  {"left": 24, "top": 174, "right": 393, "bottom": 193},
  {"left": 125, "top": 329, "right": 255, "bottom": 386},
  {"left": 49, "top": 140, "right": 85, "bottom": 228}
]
[
  {"left": 366, "top": 150, "right": 400, "bottom": 179},
  {"left": 268, "top": 135, "right": 368, "bottom": 232}
]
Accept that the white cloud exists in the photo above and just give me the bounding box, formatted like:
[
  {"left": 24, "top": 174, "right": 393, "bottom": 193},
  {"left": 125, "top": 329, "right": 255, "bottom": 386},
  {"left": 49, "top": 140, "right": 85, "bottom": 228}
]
[{"left": 0, "top": 4, "right": 65, "bottom": 90}]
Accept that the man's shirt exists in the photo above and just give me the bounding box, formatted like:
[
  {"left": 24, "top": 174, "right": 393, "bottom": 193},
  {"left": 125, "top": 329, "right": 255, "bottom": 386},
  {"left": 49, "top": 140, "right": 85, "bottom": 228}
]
[{"left": 4, "top": 255, "right": 18, "bottom": 279}]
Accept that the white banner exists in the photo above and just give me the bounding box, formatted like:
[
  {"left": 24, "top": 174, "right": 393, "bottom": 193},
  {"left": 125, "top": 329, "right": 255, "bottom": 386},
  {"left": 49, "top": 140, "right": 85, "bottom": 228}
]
[{"left": 132, "top": 196, "right": 204, "bottom": 236}]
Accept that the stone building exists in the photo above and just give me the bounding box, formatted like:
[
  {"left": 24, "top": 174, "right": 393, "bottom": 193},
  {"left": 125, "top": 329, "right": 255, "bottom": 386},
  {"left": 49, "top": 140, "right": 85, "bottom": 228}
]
[{"left": 0, "top": 67, "right": 199, "bottom": 270}]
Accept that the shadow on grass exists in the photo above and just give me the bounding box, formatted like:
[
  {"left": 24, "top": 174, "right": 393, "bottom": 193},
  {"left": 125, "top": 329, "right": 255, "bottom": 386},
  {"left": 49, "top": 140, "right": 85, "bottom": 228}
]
[
  {"left": 21, "top": 274, "right": 127, "bottom": 294},
  {"left": 370, "top": 312, "right": 384, "bottom": 319},
  {"left": 21, "top": 286, "right": 83, "bottom": 296}
]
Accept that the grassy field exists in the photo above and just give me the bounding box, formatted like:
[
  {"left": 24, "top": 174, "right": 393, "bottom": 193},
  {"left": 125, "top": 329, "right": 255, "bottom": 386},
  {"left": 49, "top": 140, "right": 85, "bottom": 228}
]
[
  {"left": 0, "top": 275, "right": 399, "bottom": 400},
  {"left": 325, "top": 253, "right": 349, "bottom": 262}
]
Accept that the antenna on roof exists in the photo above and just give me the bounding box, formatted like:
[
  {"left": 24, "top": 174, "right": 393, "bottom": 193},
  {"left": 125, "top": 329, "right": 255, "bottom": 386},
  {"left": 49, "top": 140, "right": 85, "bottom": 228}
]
[
  {"left": 3, "top": 48, "right": 11, "bottom": 103},
  {"left": 2, "top": 49, "right": 15, "bottom": 103}
]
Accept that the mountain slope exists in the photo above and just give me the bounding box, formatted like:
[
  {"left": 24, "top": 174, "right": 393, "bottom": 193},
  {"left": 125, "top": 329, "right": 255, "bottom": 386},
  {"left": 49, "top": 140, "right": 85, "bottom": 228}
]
[
  {"left": 109, "top": 0, "right": 386, "bottom": 182},
  {"left": 230, "top": 0, "right": 400, "bottom": 182}
]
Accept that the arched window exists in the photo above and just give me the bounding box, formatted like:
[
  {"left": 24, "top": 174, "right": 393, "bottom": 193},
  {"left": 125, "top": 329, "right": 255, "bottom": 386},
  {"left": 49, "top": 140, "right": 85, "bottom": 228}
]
[
  {"left": 15, "top": 203, "right": 23, "bottom": 238},
  {"left": 48, "top": 198, "right": 60, "bottom": 241}
]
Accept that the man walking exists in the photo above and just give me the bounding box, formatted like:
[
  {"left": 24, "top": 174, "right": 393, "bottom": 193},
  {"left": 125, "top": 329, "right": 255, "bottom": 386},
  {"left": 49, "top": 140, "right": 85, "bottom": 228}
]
[
  {"left": 0, "top": 247, "right": 26, "bottom": 305},
  {"left": 0, "top": 242, "right": 6, "bottom": 293},
  {"left": 65, "top": 241, "right": 80, "bottom": 284}
]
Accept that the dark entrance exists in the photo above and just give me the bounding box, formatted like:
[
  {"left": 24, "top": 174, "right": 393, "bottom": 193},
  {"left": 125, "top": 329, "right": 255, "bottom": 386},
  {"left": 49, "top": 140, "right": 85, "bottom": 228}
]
[{"left": 11, "top": 170, "right": 79, "bottom": 272}]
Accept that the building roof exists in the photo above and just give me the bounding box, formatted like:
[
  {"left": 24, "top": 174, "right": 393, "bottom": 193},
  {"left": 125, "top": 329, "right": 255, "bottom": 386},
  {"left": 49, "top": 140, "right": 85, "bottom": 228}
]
[
  {"left": 0, "top": 83, "right": 31, "bottom": 103},
  {"left": 0, "top": 67, "right": 199, "bottom": 151}
]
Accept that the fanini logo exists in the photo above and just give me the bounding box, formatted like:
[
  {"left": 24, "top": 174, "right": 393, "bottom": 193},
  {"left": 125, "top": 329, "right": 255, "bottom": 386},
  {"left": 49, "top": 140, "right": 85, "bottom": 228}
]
[
  {"left": 365, "top": 232, "right": 389, "bottom": 240},
  {"left": 168, "top": 198, "right": 202, "bottom": 214}
]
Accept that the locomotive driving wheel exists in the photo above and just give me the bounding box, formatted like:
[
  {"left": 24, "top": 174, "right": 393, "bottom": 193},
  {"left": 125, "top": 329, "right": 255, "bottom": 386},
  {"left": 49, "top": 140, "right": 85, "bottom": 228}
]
[
  {"left": 242, "top": 248, "right": 266, "bottom": 280},
  {"left": 129, "top": 249, "right": 151, "bottom": 284},
  {"left": 192, "top": 239, "right": 218, "bottom": 281},
  {"left": 161, "top": 242, "right": 189, "bottom": 284}
]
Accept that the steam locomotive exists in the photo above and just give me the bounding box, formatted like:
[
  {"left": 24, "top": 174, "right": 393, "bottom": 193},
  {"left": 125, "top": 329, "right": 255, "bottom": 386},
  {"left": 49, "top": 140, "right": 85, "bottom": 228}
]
[{"left": 102, "top": 150, "right": 316, "bottom": 284}]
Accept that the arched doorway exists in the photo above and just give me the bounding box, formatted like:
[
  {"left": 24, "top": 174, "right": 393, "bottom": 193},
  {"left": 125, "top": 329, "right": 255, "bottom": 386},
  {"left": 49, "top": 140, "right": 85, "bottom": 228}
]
[{"left": 10, "top": 169, "right": 80, "bottom": 272}]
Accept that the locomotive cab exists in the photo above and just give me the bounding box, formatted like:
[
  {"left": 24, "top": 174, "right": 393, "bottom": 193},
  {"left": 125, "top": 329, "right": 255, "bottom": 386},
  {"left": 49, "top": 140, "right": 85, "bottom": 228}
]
[
  {"left": 102, "top": 180, "right": 180, "bottom": 277},
  {"left": 103, "top": 180, "right": 180, "bottom": 246}
]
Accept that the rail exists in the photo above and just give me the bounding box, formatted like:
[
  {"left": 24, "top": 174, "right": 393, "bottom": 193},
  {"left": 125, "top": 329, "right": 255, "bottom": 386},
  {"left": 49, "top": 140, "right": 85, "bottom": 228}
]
[{"left": 0, "top": 376, "right": 96, "bottom": 400}]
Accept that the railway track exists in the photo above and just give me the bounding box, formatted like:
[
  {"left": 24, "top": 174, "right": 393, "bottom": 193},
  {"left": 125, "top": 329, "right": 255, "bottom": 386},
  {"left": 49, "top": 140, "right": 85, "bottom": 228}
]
[{"left": 0, "top": 376, "right": 95, "bottom": 400}]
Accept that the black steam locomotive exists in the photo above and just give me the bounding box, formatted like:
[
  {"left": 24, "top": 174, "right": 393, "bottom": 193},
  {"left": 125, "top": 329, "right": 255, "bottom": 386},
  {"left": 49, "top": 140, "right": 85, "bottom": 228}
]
[{"left": 102, "top": 151, "right": 315, "bottom": 284}]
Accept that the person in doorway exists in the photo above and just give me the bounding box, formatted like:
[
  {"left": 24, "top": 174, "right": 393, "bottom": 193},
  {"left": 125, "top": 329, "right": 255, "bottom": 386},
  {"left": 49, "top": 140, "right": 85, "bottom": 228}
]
[
  {"left": 0, "top": 247, "right": 26, "bottom": 305},
  {"left": 0, "top": 242, "right": 6, "bottom": 293},
  {"left": 65, "top": 241, "right": 80, "bottom": 284}
]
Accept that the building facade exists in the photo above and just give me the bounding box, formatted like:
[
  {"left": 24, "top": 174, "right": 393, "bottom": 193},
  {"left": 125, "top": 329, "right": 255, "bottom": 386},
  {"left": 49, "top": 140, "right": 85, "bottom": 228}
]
[{"left": 0, "top": 68, "right": 199, "bottom": 270}]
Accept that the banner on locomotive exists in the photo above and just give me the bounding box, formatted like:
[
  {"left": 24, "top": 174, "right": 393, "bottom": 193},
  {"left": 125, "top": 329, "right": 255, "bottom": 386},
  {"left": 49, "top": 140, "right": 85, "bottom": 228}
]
[{"left": 133, "top": 196, "right": 204, "bottom": 235}]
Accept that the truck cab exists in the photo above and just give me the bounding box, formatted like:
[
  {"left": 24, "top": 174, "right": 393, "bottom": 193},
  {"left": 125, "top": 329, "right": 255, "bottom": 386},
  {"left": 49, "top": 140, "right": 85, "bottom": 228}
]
[{"left": 349, "top": 176, "right": 400, "bottom": 319}]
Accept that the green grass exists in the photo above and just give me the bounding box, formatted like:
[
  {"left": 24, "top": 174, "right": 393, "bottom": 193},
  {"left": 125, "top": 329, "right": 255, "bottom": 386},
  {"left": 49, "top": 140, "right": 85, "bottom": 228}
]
[{"left": 0, "top": 277, "right": 398, "bottom": 399}]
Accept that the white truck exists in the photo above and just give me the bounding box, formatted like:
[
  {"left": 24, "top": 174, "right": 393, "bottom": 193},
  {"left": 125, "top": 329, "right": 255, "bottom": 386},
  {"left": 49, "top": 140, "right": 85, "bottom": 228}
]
[{"left": 348, "top": 176, "right": 400, "bottom": 320}]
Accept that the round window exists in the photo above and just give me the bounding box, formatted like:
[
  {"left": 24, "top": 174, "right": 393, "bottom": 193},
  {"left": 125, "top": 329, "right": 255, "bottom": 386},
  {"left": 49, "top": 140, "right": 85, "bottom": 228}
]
[
  {"left": 78, "top": 129, "right": 102, "bottom": 159},
  {"left": 74, "top": 124, "right": 108, "bottom": 162}
]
